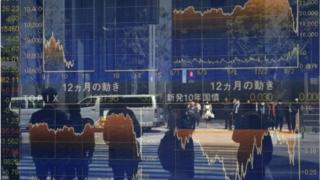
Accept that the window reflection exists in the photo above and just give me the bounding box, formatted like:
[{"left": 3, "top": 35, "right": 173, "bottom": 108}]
[{"left": 1, "top": 0, "right": 319, "bottom": 179}]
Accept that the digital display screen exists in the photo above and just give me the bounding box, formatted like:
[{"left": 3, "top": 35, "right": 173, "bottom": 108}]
[{"left": 1, "top": 0, "right": 319, "bottom": 179}]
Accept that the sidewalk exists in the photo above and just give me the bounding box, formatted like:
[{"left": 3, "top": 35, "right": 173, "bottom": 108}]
[{"left": 196, "top": 119, "right": 228, "bottom": 129}]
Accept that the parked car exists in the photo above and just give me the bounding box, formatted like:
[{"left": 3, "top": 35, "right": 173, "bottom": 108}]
[
  {"left": 79, "top": 94, "right": 164, "bottom": 130},
  {"left": 9, "top": 96, "right": 44, "bottom": 131}
]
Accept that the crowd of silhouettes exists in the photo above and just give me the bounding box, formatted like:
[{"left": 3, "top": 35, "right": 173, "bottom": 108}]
[
  {"left": 24, "top": 87, "right": 299, "bottom": 180},
  {"left": 223, "top": 97, "right": 301, "bottom": 133},
  {"left": 29, "top": 88, "right": 94, "bottom": 180},
  {"left": 29, "top": 87, "right": 144, "bottom": 180}
]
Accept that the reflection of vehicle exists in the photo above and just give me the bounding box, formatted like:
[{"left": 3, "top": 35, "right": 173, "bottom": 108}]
[
  {"left": 79, "top": 95, "right": 163, "bottom": 130},
  {"left": 9, "top": 96, "right": 45, "bottom": 131}
]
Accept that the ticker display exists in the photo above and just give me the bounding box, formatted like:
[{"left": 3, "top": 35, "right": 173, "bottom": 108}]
[{"left": 1, "top": 0, "right": 319, "bottom": 179}]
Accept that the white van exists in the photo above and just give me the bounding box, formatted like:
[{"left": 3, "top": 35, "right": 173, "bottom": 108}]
[
  {"left": 9, "top": 96, "right": 45, "bottom": 131},
  {"left": 79, "top": 95, "right": 163, "bottom": 130}
]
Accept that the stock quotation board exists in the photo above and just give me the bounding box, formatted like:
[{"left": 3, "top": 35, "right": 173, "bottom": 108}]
[
  {"left": 19, "top": 0, "right": 160, "bottom": 97},
  {"left": 1, "top": 0, "right": 319, "bottom": 180},
  {"left": 170, "top": 0, "right": 319, "bottom": 103}
]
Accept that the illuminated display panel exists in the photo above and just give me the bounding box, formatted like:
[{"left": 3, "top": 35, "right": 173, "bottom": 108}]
[{"left": 1, "top": 0, "right": 319, "bottom": 179}]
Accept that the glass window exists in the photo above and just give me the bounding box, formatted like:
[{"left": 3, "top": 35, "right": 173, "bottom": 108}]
[
  {"left": 10, "top": 100, "right": 26, "bottom": 109},
  {"left": 80, "top": 98, "right": 96, "bottom": 107},
  {"left": 100, "top": 97, "right": 120, "bottom": 109},
  {"left": 27, "top": 100, "right": 44, "bottom": 109},
  {"left": 100, "top": 96, "right": 153, "bottom": 108},
  {"left": 124, "top": 97, "right": 152, "bottom": 107}
]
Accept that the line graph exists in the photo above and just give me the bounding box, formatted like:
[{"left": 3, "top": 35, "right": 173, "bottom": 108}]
[
  {"left": 172, "top": 0, "right": 300, "bottom": 70},
  {"left": 43, "top": 33, "right": 75, "bottom": 71},
  {"left": 42, "top": 0, "right": 95, "bottom": 73},
  {"left": 173, "top": 0, "right": 299, "bottom": 34},
  {"left": 173, "top": 46, "right": 299, "bottom": 68},
  {"left": 29, "top": 122, "right": 95, "bottom": 137},
  {"left": 192, "top": 128, "right": 305, "bottom": 180},
  {"left": 272, "top": 131, "right": 298, "bottom": 165},
  {"left": 231, "top": 130, "right": 270, "bottom": 180},
  {"left": 196, "top": 140, "right": 231, "bottom": 180}
]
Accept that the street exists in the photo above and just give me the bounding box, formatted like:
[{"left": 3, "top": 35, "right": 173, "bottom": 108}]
[{"left": 19, "top": 120, "right": 319, "bottom": 180}]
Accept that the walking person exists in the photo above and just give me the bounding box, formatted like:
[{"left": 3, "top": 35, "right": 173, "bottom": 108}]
[
  {"left": 158, "top": 105, "right": 195, "bottom": 180},
  {"left": 291, "top": 98, "right": 300, "bottom": 133},
  {"left": 232, "top": 113, "right": 273, "bottom": 180},
  {"left": 103, "top": 101, "right": 142, "bottom": 180},
  {"left": 232, "top": 98, "right": 241, "bottom": 129},
  {"left": 194, "top": 101, "right": 202, "bottom": 126},
  {"left": 268, "top": 101, "right": 276, "bottom": 130},
  {"left": 255, "top": 101, "right": 259, "bottom": 113},
  {"left": 275, "top": 100, "right": 286, "bottom": 131},
  {"left": 186, "top": 101, "right": 200, "bottom": 129},
  {"left": 202, "top": 101, "right": 215, "bottom": 122},
  {"left": 66, "top": 104, "right": 95, "bottom": 180},
  {"left": 29, "top": 88, "right": 68, "bottom": 180},
  {"left": 259, "top": 102, "right": 268, "bottom": 128},
  {"left": 286, "top": 103, "right": 293, "bottom": 132},
  {"left": 167, "top": 104, "right": 178, "bottom": 130},
  {"left": 224, "top": 98, "right": 232, "bottom": 130}
]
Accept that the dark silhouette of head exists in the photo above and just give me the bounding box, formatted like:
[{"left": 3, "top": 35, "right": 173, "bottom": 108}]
[
  {"left": 245, "top": 113, "right": 264, "bottom": 129},
  {"left": 68, "top": 104, "right": 81, "bottom": 116},
  {"left": 41, "top": 87, "right": 58, "bottom": 104}
]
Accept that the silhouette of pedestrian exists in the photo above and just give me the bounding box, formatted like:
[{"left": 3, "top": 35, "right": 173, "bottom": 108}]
[
  {"left": 167, "top": 104, "right": 182, "bottom": 130},
  {"left": 232, "top": 98, "right": 242, "bottom": 129},
  {"left": 29, "top": 87, "right": 68, "bottom": 180},
  {"left": 158, "top": 129, "right": 195, "bottom": 180},
  {"left": 291, "top": 98, "right": 300, "bottom": 133},
  {"left": 268, "top": 101, "right": 276, "bottom": 130},
  {"left": 186, "top": 101, "right": 199, "bottom": 129},
  {"left": 286, "top": 102, "right": 293, "bottom": 132},
  {"left": 288, "top": 98, "right": 300, "bottom": 133},
  {"left": 275, "top": 100, "right": 286, "bottom": 131},
  {"left": 224, "top": 98, "right": 232, "bottom": 130},
  {"left": 66, "top": 104, "right": 95, "bottom": 180},
  {"left": 103, "top": 101, "right": 142, "bottom": 180},
  {"left": 259, "top": 102, "right": 268, "bottom": 128},
  {"left": 232, "top": 113, "right": 273, "bottom": 180},
  {"left": 159, "top": 102, "right": 195, "bottom": 179}
]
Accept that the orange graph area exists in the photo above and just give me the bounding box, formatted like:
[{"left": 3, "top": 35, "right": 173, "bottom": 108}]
[
  {"left": 103, "top": 114, "right": 137, "bottom": 142},
  {"left": 232, "top": 129, "right": 268, "bottom": 179},
  {"left": 29, "top": 123, "right": 95, "bottom": 158},
  {"left": 173, "top": 0, "right": 297, "bottom": 34},
  {"left": 192, "top": 129, "right": 297, "bottom": 179},
  {"left": 175, "top": 128, "right": 194, "bottom": 150},
  {"left": 44, "top": 33, "right": 74, "bottom": 69},
  {"left": 29, "top": 123, "right": 95, "bottom": 141},
  {"left": 271, "top": 130, "right": 297, "bottom": 165},
  {"left": 102, "top": 114, "right": 140, "bottom": 158}
]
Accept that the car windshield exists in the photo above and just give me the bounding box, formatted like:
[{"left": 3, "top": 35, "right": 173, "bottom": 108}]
[
  {"left": 28, "top": 100, "right": 44, "bottom": 109},
  {"left": 100, "top": 97, "right": 153, "bottom": 108},
  {"left": 10, "top": 100, "right": 26, "bottom": 109}
]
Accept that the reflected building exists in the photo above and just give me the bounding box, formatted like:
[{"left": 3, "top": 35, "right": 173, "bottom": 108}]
[
  {"left": 19, "top": 0, "right": 167, "bottom": 103},
  {"left": 62, "top": 0, "right": 162, "bottom": 102}
]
